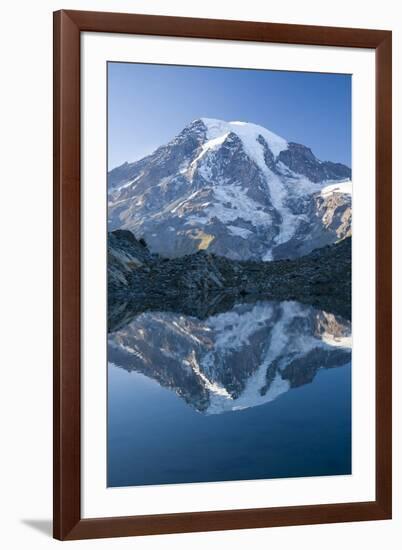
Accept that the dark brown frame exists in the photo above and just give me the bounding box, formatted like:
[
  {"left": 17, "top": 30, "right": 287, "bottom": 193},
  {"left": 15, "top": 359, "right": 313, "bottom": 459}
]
[{"left": 54, "top": 9, "right": 392, "bottom": 541}]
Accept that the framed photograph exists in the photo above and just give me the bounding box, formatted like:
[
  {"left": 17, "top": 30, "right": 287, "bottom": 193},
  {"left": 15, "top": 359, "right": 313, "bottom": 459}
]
[{"left": 53, "top": 10, "right": 392, "bottom": 540}]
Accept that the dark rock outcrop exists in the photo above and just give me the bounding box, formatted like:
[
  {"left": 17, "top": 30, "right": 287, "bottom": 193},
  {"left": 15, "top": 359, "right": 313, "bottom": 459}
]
[{"left": 277, "top": 142, "right": 351, "bottom": 183}]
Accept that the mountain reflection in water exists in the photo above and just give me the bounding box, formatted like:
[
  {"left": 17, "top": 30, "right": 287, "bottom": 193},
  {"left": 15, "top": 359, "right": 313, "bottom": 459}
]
[{"left": 108, "top": 299, "right": 351, "bottom": 415}]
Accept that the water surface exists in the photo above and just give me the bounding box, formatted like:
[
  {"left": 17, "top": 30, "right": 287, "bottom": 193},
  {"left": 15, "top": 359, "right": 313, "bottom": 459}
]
[{"left": 108, "top": 299, "right": 351, "bottom": 487}]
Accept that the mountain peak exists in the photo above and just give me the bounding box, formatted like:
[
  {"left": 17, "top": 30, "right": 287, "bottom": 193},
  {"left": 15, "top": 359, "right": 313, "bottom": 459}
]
[{"left": 194, "top": 117, "right": 288, "bottom": 159}]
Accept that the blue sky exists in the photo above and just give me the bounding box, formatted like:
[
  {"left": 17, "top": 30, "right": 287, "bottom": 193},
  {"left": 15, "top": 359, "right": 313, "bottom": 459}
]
[{"left": 108, "top": 62, "right": 351, "bottom": 170}]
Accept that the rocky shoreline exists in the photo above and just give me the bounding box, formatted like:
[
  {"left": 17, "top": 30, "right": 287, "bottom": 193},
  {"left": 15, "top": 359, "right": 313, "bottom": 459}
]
[{"left": 108, "top": 229, "right": 351, "bottom": 330}]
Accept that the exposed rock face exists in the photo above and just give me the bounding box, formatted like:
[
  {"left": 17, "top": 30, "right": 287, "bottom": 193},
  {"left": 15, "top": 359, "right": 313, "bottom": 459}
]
[
  {"left": 277, "top": 142, "right": 351, "bottom": 183},
  {"left": 316, "top": 190, "right": 351, "bottom": 241},
  {"left": 274, "top": 182, "right": 352, "bottom": 259},
  {"left": 108, "top": 118, "right": 351, "bottom": 261},
  {"left": 108, "top": 229, "right": 154, "bottom": 291},
  {"left": 108, "top": 300, "right": 351, "bottom": 414}
]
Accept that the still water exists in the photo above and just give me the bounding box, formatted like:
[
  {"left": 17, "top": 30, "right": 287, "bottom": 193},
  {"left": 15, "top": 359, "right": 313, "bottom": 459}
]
[{"left": 107, "top": 299, "right": 351, "bottom": 487}]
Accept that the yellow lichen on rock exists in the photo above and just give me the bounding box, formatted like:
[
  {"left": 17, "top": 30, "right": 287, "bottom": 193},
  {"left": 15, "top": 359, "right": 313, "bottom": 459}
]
[{"left": 191, "top": 229, "right": 215, "bottom": 250}]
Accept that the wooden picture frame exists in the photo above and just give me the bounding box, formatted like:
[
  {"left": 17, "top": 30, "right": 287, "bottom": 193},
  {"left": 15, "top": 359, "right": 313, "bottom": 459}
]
[{"left": 53, "top": 9, "right": 392, "bottom": 540}]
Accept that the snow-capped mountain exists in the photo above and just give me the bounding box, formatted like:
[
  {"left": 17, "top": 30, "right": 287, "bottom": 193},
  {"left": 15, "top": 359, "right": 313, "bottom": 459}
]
[
  {"left": 108, "top": 118, "right": 351, "bottom": 261},
  {"left": 108, "top": 301, "right": 351, "bottom": 414}
]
